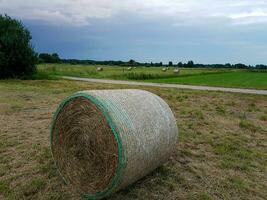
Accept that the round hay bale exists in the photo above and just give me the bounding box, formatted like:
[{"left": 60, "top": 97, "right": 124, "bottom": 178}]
[
  {"left": 127, "top": 67, "right": 132, "bottom": 71},
  {"left": 174, "top": 68, "right": 180, "bottom": 74},
  {"left": 96, "top": 67, "right": 103, "bottom": 71},
  {"left": 162, "top": 67, "right": 167, "bottom": 72},
  {"left": 50, "top": 89, "right": 178, "bottom": 199}
]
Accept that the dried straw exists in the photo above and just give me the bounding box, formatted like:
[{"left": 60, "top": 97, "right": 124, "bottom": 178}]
[{"left": 50, "top": 89, "right": 178, "bottom": 199}]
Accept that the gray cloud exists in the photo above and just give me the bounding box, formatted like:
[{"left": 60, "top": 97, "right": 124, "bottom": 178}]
[{"left": 1, "top": 0, "right": 267, "bottom": 26}]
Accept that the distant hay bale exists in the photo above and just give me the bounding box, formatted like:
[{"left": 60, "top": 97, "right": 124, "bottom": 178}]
[
  {"left": 162, "top": 67, "right": 167, "bottom": 72},
  {"left": 50, "top": 89, "right": 178, "bottom": 199},
  {"left": 127, "top": 67, "right": 132, "bottom": 71},
  {"left": 96, "top": 67, "right": 103, "bottom": 71},
  {"left": 174, "top": 68, "right": 180, "bottom": 74}
]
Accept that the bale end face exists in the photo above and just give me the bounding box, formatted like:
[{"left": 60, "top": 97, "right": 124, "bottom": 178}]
[{"left": 51, "top": 96, "right": 121, "bottom": 198}]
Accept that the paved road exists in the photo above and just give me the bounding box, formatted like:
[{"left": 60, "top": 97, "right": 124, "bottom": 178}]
[{"left": 63, "top": 76, "right": 267, "bottom": 95}]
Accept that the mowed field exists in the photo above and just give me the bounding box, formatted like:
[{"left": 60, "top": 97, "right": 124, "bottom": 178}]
[
  {"left": 38, "top": 64, "right": 267, "bottom": 89},
  {"left": 0, "top": 79, "right": 267, "bottom": 200}
]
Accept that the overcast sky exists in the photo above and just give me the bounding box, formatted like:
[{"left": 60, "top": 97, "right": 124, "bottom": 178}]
[{"left": 1, "top": 0, "right": 267, "bottom": 64}]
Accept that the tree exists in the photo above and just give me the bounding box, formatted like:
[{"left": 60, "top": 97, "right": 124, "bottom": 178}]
[
  {"left": 52, "top": 53, "right": 60, "bottom": 62},
  {"left": 39, "top": 53, "right": 61, "bottom": 63},
  {"left": 0, "top": 14, "right": 37, "bottom": 78},
  {"left": 256, "top": 64, "right": 267, "bottom": 69},
  {"left": 186, "top": 60, "right": 194, "bottom": 68},
  {"left": 128, "top": 59, "right": 136, "bottom": 66},
  {"left": 168, "top": 61, "right": 173, "bottom": 66},
  {"left": 177, "top": 62, "right": 183, "bottom": 68},
  {"left": 234, "top": 63, "right": 247, "bottom": 69},
  {"left": 225, "top": 63, "right": 231, "bottom": 68}
]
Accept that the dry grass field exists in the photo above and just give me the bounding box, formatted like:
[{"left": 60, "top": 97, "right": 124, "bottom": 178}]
[{"left": 0, "top": 79, "right": 266, "bottom": 200}]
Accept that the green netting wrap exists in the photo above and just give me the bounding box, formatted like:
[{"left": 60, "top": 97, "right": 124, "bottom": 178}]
[{"left": 50, "top": 89, "right": 178, "bottom": 199}]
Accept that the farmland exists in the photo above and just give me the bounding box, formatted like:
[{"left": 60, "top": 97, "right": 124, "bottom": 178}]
[
  {"left": 0, "top": 79, "right": 266, "bottom": 200},
  {"left": 37, "top": 64, "right": 267, "bottom": 89},
  {"left": 1, "top": 3, "right": 267, "bottom": 200}
]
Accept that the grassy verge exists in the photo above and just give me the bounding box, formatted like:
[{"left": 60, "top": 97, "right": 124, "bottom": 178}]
[{"left": 0, "top": 79, "right": 266, "bottom": 200}]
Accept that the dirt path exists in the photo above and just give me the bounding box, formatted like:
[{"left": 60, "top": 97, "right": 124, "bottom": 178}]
[{"left": 63, "top": 76, "right": 267, "bottom": 95}]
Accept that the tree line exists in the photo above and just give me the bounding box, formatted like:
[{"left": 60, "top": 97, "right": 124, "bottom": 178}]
[{"left": 38, "top": 53, "right": 267, "bottom": 70}]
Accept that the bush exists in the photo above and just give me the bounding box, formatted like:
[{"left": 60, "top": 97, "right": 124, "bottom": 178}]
[
  {"left": 0, "top": 14, "right": 37, "bottom": 79},
  {"left": 125, "top": 72, "right": 178, "bottom": 80}
]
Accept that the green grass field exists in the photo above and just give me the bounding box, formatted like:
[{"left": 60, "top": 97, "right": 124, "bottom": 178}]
[
  {"left": 149, "top": 71, "right": 267, "bottom": 89},
  {"left": 37, "top": 64, "right": 267, "bottom": 89},
  {"left": 0, "top": 79, "right": 266, "bottom": 200}
]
